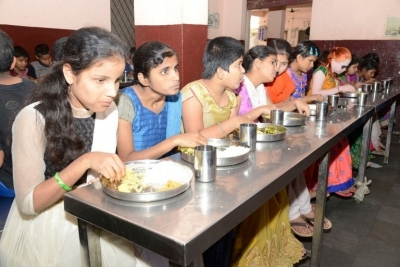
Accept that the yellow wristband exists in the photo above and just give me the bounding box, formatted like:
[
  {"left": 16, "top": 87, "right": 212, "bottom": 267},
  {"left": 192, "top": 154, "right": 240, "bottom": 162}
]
[{"left": 55, "top": 172, "right": 72, "bottom": 192}]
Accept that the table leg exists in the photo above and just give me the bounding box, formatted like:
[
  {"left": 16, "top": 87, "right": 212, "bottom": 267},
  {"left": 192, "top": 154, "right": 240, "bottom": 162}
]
[
  {"left": 78, "top": 219, "right": 102, "bottom": 267},
  {"left": 384, "top": 101, "right": 396, "bottom": 164},
  {"left": 310, "top": 152, "right": 330, "bottom": 267},
  {"left": 355, "top": 117, "right": 372, "bottom": 183}
]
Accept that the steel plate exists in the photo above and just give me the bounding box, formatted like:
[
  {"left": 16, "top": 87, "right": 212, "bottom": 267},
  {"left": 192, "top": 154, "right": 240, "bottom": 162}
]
[
  {"left": 102, "top": 160, "right": 192, "bottom": 202},
  {"left": 283, "top": 112, "right": 307, "bottom": 127}
]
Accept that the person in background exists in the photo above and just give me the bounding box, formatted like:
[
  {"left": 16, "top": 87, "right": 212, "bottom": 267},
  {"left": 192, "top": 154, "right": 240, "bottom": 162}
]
[
  {"left": 181, "top": 36, "right": 305, "bottom": 267},
  {"left": 356, "top": 57, "right": 379, "bottom": 84},
  {"left": 337, "top": 54, "right": 362, "bottom": 88},
  {"left": 264, "top": 39, "right": 329, "bottom": 237},
  {"left": 235, "top": 44, "right": 310, "bottom": 115},
  {"left": 10, "top": 46, "right": 31, "bottom": 79},
  {"left": 53, "top": 36, "right": 68, "bottom": 62},
  {"left": 267, "top": 39, "right": 323, "bottom": 103},
  {"left": 116, "top": 41, "right": 206, "bottom": 161},
  {"left": 0, "top": 31, "right": 36, "bottom": 198},
  {"left": 0, "top": 27, "right": 168, "bottom": 266},
  {"left": 27, "top": 43, "right": 54, "bottom": 80}
]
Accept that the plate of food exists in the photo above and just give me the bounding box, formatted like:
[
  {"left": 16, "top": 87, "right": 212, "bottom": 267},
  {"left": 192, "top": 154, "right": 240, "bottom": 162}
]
[
  {"left": 180, "top": 139, "right": 250, "bottom": 166},
  {"left": 255, "top": 123, "right": 286, "bottom": 142},
  {"left": 101, "top": 160, "right": 192, "bottom": 202}
]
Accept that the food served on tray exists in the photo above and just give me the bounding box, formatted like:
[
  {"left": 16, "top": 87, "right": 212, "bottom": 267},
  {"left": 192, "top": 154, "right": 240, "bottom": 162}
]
[{"left": 101, "top": 161, "right": 189, "bottom": 193}]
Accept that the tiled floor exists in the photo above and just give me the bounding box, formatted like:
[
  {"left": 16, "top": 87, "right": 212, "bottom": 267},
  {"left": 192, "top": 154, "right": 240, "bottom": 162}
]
[{"left": 1, "top": 140, "right": 400, "bottom": 266}]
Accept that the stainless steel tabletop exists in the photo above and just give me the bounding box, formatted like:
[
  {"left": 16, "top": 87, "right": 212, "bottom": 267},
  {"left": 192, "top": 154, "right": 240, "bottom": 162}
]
[
  {"left": 64, "top": 105, "right": 377, "bottom": 266},
  {"left": 366, "top": 88, "right": 400, "bottom": 111}
]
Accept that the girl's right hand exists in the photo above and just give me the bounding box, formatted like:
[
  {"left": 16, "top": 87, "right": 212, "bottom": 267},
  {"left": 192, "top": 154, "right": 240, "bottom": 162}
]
[
  {"left": 173, "top": 133, "right": 208, "bottom": 147},
  {"left": 87, "top": 152, "right": 126, "bottom": 180},
  {"left": 340, "top": 84, "right": 356, "bottom": 93}
]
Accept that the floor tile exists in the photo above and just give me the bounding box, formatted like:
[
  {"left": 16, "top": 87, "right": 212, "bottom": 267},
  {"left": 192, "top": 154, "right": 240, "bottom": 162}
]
[
  {"left": 368, "top": 220, "right": 400, "bottom": 251},
  {"left": 322, "top": 226, "right": 365, "bottom": 254},
  {"left": 328, "top": 209, "right": 374, "bottom": 236},
  {"left": 319, "top": 245, "right": 356, "bottom": 267},
  {"left": 377, "top": 205, "right": 400, "bottom": 226},
  {"left": 390, "top": 183, "right": 400, "bottom": 196},
  {"left": 351, "top": 236, "right": 400, "bottom": 267},
  {"left": 384, "top": 193, "right": 400, "bottom": 209}
]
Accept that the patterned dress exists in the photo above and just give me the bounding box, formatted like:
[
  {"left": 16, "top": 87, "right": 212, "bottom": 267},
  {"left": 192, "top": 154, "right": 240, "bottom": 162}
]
[{"left": 287, "top": 67, "right": 308, "bottom": 99}]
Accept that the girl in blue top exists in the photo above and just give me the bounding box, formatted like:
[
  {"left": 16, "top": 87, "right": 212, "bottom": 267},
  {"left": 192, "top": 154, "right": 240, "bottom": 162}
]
[{"left": 117, "top": 41, "right": 206, "bottom": 161}]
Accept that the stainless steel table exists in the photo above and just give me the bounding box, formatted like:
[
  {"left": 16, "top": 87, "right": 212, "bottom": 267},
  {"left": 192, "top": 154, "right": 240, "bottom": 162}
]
[
  {"left": 64, "top": 105, "right": 376, "bottom": 267},
  {"left": 353, "top": 87, "right": 400, "bottom": 183}
]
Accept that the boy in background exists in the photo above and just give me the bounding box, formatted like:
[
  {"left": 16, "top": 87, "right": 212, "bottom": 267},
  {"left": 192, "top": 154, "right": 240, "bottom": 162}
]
[
  {"left": 10, "top": 46, "right": 30, "bottom": 79},
  {"left": 27, "top": 43, "right": 54, "bottom": 79}
]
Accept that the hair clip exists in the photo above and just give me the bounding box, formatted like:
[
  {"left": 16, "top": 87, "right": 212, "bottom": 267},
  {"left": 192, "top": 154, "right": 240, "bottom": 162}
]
[{"left": 309, "top": 47, "right": 314, "bottom": 55}]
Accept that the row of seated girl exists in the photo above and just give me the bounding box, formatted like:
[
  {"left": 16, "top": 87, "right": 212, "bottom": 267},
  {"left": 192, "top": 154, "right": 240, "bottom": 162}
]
[
  {"left": 0, "top": 27, "right": 309, "bottom": 267},
  {"left": 0, "top": 26, "right": 372, "bottom": 266}
]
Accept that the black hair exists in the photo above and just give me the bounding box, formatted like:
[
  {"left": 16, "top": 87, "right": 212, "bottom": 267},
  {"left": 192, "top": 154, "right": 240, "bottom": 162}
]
[
  {"left": 13, "top": 46, "right": 29, "bottom": 60},
  {"left": 268, "top": 38, "right": 292, "bottom": 60},
  {"left": 202, "top": 36, "right": 244, "bottom": 79},
  {"left": 349, "top": 54, "right": 361, "bottom": 66},
  {"left": 314, "top": 50, "right": 330, "bottom": 68},
  {"left": 291, "top": 40, "right": 319, "bottom": 61},
  {"left": 26, "top": 27, "right": 127, "bottom": 171},
  {"left": 34, "top": 43, "right": 50, "bottom": 57},
  {"left": 53, "top": 37, "right": 68, "bottom": 61},
  {"left": 305, "top": 27, "right": 310, "bottom": 37},
  {"left": 0, "top": 30, "right": 14, "bottom": 72},
  {"left": 130, "top": 47, "right": 136, "bottom": 55},
  {"left": 359, "top": 58, "right": 379, "bottom": 71},
  {"left": 362, "top": 53, "right": 380, "bottom": 65},
  {"left": 243, "top": 45, "right": 276, "bottom": 72},
  {"left": 133, "top": 41, "right": 177, "bottom": 85}
]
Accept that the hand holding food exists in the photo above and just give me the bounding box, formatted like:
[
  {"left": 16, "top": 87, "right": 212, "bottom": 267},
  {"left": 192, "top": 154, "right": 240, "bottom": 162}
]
[
  {"left": 173, "top": 133, "right": 207, "bottom": 148},
  {"left": 87, "top": 152, "right": 125, "bottom": 181}
]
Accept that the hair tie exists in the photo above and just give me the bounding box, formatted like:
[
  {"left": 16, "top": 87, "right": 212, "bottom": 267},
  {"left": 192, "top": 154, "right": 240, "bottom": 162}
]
[{"left": 309, "top": 47, "right": 319, "bottom": 57}]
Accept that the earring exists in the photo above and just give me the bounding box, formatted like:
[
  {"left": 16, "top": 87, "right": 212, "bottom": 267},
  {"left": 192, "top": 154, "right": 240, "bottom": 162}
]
[{"left": 68, "top": 84, "right": 72, "bottom": 93}]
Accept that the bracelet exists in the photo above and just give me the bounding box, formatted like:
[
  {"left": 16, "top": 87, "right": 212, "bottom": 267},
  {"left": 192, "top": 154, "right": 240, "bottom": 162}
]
[
  {"left": 54, "top": 172, "right": 72, "bottom": 192},
  {"left": 217, "top": 123, "right": 227, "bottom": 138}
]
